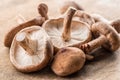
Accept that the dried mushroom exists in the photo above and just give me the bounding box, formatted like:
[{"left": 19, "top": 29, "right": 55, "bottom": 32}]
[
  {"left": 51, "top": 47, "right": 85, "bottom": 76},
  {"left": 43, "top": 8, "right": 92, "bottom": 51},
  {"left": 80, "top": 22, "right": 120, "bottom": 53},
  {"left": 10, "top": 26, "right": 53, "bottom": 72}
]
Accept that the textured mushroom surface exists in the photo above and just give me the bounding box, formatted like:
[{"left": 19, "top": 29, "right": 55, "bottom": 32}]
[
  {"left": 51, "top": 47, "right": 86, "bottom": 76},
  {"left": 43, "top": 18, "right": 91, "bottom": 49},
  {"left": 10, "top": 26, "right": 53, "bottom": 72}
]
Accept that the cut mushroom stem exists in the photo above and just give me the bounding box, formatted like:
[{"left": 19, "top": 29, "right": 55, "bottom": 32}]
[
  {"left": 38, "top": 3, "right": 48, "bottom": 20},
  {"left": 16, "top": 32, "right": 37, "bottom": 55},
  {"left": 79, "top": 22, "right": 120, "bottom": 53},
  {"left": 62, "top": 8, "right": 76, "bottom": 41}
]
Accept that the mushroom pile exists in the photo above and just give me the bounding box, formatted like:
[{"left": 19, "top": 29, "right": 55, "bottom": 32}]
[{"left": 4, "top": 2, "right": 120, "bottom": 77}]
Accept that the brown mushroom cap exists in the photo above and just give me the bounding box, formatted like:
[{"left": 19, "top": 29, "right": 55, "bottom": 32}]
[
  {"left": 110, "top": 19, "right": 120, "bottom": 33},
  {"left": 10, "top": 26, "right": 53, "bottom": 72},
  {"left": 91, "top": 14, "right": 120, "bottom": 37},
  {"left": 92, "top": 22, "right": 120, "bottom": 51},
  {"left": 51, "top": 47, "right": 86, "bottom": 76},
  {"left": 43, "top": 8, "right": 91, "bottom": 50}
]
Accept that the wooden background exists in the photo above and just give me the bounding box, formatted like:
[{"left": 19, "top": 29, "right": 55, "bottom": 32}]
[{"left": 0, "top": 0, "right": 120, "bottom": 80}]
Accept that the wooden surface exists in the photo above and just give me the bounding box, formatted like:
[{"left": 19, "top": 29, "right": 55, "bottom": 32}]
[{"left": 0, "top": 0, "right": 120, "bottom": 80}]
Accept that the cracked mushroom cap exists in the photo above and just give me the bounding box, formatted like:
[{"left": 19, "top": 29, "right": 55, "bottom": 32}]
[
  {"left": 10, "top": 26, "right": 53, "bottom": 72},
  {"left": 43, "top": 8, "right": 91, "bottom": 50}
]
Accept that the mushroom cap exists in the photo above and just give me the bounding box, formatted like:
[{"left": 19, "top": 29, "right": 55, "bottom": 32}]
[
  {"left": 110, "top": 19, "right": 120, "bottom": 33},
  {"left": 51, "top": 47, "right": 86, "bottom": 76},
  {"left": 92, "top": 22, "right": 120, "bottom": 51},
  {"left": 43, "top": 18, "right": 92, "bottom": 49},
  {"left": 10, "top": 26, "right": 53, "bottom": 72}
]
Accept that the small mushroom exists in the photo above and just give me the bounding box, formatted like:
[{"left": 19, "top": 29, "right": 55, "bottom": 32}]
[
  {"left": 43, "top": 8, "right": 92, "bottom": 51},
  {"left": 10, "top": 26, "right": 53, "bottom": 72},
  {"left": 80, "top": 22, "right": 120, "bottom": 53},
  {"left": 4, "top": 3, "right": 48, "bottom": 48},
  {"left": 60, "top": 1, "right": 84, "bottom": 14},
  {"left": 51, "top": 47, "right": 85, "bottom": 76}
]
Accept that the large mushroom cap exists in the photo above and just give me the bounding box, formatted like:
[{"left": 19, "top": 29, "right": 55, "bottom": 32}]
[
  {"left": 51, "top": 47, "right": 86, "bottom": 76},
  {"left": 43, "top": 9, "right": 91, "bottom": 49},
  {"left": 10, "top": 26, "right": 53, "bottom": 72}
]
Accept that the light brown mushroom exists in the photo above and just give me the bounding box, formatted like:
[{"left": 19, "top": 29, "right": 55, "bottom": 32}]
[
  {"left": 4, "top": 3, "right": 48, "bottom": 48},
  {"left": 60, "top": 1, "right": 84, "bottom": 14},
  {"left": 10, "top": 26, "right": 53, "bottom": 72},
  {"left": 43, "top": 8, "right": 92, "bottom": 51},
  {"left": 51, "top": 47, "right": 86, "bottom": 76},
  {"left": 80, "top": 22, "right": 120, "bottom": 53}
]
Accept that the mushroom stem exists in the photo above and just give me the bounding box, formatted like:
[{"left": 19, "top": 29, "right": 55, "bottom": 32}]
[
  {"left": 38, "top": 3, "right": 48, "bottom": 20},
  {"left": 62, "top": 8, "right": 76, "bottom": 41},
  {"left": 80, "top": 35, "right": 107, "bottom": 53},
  {"left": 16, "top": 32, "right": 37, "bottom": 55}
]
